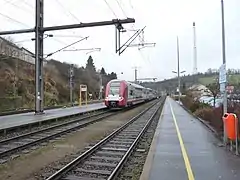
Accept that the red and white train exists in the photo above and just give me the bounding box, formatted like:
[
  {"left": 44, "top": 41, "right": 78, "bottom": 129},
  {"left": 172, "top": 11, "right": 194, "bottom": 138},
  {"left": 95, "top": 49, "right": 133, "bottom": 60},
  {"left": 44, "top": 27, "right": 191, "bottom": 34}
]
[{"left": 104, "top": 79, "right": 158, "bottom": 108}]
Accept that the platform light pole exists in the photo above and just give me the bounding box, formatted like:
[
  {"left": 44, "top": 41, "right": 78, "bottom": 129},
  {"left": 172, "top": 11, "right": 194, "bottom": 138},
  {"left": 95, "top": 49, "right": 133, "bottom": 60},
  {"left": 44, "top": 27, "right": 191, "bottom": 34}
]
[
  {"left": 172, "top": 36, "right": 186, "bottom": 102},
  {"left": 172, "top": 70, "right": 185, "bottom": 102},
  {"left": 193, "top": 22, "right": 197, "bottom": 75},
  {"left": 175, "top": 36, "right": 181, "bottom": 102},
  {"left": 221, "top": 0, "right": 227, "bottom": 145},
  {"left": 177, "top": 36, "right": 180, "bottom": 102}
]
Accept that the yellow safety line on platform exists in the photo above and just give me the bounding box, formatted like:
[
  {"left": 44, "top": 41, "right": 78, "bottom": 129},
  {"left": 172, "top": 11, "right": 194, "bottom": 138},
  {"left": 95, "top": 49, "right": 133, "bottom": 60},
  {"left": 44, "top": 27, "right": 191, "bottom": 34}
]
[{"left": 169, "top": 101, "right": 195, "bottom": 180}]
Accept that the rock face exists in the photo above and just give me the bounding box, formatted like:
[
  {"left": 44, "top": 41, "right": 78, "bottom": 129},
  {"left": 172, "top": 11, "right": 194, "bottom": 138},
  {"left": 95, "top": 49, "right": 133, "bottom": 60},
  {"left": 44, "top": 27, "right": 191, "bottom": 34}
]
[
  {"left": 0, "top": 59, "right": 58, "bottom": 110},
  {"left": 0, "top": 57, "right": 117, "bottom": 111}
]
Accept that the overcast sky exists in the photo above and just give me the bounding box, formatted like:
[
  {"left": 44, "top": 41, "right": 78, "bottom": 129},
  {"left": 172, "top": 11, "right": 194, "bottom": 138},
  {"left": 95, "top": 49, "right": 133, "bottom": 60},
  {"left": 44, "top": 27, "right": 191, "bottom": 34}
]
[{"left": 0, "top": 0, "right": 239, "bottom": 82}]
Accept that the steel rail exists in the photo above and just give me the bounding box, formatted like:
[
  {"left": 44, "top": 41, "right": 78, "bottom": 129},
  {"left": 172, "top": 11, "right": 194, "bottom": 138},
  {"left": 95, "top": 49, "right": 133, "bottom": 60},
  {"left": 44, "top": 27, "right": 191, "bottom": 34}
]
[
  {"left": 46, "top": 98, "right": 163, "bottom": 180},
  {"left": 0, "top": 100, "right": 153, "bottom": 160},
  {"left": 0, "top": 111, "right": 113, "bottom": 159}
]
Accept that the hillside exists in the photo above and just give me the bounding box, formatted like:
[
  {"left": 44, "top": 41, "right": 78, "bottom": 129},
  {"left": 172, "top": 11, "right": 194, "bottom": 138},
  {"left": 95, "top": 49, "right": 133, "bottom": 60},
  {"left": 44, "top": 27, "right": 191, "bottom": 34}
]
[
  {"left": 198, "top": 74, "right": 240, "bottom": 85},
  {"left": 141, "top": 69, "right": 240, "bottom": 93},
  {"left": 0, "top": 55, "right": 116, "bottom": 112}
]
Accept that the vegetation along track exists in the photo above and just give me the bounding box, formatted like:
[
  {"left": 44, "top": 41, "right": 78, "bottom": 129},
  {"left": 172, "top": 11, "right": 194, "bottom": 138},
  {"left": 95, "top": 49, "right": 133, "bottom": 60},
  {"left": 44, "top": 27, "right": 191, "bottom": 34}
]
[
  {"left": 0, "top": 109, "right": 124, "bottom": 164},
  {"left": 45, "top": 97, "right": 165, "bottom": 180}
]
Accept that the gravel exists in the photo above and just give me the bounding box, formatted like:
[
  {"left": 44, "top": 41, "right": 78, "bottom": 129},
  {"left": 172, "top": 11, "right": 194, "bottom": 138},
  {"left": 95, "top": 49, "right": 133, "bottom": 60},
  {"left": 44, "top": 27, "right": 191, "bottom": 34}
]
[
  {"left": 0, "top": 111, "right": 115, "bottom": 165},
  {"left": 0, "top": 101, "right": 156, "bottom": 180}
]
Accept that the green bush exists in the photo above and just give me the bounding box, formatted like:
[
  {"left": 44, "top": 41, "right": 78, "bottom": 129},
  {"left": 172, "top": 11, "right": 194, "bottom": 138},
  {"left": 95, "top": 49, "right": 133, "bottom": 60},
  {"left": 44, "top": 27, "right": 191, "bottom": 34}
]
[
  {"left": 181, "top": 94, "right": 210, "bottom": 113},
  {"left": 181, "top": 94, "right": 223, "bottom": 134}
]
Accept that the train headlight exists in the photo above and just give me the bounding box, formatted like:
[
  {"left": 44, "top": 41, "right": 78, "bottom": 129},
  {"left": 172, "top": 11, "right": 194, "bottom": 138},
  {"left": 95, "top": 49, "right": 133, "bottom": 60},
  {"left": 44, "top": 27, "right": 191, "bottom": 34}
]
[{"left": 119, "top": 96, "right": 124, "bottom": 101}]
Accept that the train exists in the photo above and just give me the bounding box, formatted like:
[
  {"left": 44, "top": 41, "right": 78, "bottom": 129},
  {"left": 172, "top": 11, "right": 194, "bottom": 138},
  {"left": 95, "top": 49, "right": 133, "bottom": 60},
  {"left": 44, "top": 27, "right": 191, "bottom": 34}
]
[{"left": 104, "top": 79, "right": 158, "bottom": 108}]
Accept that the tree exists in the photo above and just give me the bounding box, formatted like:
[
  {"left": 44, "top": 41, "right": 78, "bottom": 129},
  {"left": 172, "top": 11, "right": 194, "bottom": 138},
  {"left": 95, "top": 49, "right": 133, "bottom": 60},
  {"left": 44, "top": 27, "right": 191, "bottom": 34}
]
[
  {"left": 207, "top": 82, "right": 220, "bottom": 107},
  {"left": 182, "top": 82, "right": 186, "bottom": 94},
  {"left": 108, "top": 72, "right": 117, "bottom": 80},
  {"left": 100, "top": 67, "right": 106, "bottom": 75},
  {"left": 86, "top": 55, "right": 96, "bottom": 72}
]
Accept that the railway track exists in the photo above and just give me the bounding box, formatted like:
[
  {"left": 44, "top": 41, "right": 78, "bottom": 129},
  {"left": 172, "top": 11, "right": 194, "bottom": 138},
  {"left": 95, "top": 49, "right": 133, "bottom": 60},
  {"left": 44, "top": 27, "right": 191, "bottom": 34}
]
[
  {"left": 0, "top": 109, "right": 106, "bottom": 140},
  {"left": 0, "top": 101, "right": 153, "bottom": 164},
  {"left": 0, "top": 110, "right": 116, "bottom": 163},
  {"left": 46, "top": 98, "right": 164, "bottom": 180}
]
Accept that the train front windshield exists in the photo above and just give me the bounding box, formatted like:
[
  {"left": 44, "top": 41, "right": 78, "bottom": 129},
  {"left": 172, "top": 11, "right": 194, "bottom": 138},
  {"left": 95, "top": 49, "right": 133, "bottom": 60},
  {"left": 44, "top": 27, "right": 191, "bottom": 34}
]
[{"left": 109, "top": 82, "right": 120, "bottom": 95}]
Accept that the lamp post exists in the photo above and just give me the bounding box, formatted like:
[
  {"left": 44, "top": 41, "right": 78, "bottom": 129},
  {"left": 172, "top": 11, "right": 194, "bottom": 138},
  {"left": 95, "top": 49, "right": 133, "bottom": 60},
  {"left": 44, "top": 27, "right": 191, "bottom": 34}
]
[
  {"left": 173, "top": 36, "right": 186, "bottom": 102},
  {"left": 220, "top": 0, "right": 228, "bottom": 145},
  {"left": 172, "top": 70, "right": 186, "bottom": 102}
]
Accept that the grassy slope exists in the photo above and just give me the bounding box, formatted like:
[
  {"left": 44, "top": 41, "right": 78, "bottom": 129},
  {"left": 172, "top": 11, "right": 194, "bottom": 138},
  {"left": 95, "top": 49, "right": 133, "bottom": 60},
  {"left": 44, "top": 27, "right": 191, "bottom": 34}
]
[
  {"left": 142, "top": 73, "right": 240, "bottom": 93},
  {"left": 198, "top": 74, "right": 240, "bottom": 85}
]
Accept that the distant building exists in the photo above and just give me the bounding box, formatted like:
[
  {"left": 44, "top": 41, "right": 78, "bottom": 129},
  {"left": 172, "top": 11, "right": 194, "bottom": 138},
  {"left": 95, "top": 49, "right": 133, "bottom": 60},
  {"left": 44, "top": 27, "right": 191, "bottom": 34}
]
[
  {"left": 0, "top": 36, "right": 47, "bottom": 66},
  {"left": 188, "top": 83, "right": 212, "bottom": 98}
]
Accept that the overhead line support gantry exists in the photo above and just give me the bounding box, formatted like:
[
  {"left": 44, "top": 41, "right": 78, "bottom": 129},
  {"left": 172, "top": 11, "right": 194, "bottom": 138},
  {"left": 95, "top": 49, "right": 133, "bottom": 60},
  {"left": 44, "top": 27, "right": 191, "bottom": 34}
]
[{"left": 0, "top": 0, "right": 135, "bottom": 114}]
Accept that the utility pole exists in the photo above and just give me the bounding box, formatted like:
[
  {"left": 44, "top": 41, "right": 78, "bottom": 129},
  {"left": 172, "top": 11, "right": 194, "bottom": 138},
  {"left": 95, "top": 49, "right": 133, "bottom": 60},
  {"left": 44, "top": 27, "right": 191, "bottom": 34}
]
[
  {"left": 177, "top": 36, "right": 180, "bottom": 102},
  {"left": 0, "top": 0, "right": 135, "bottom": 114},
  {"left": 135, "top": 68, "right": 137, "bottom": 83},
  {"left": 13, "top": 57, "right": 18, "bottom": 109},
  {"left": 99, "top": 74, "right": 102, "bottom": 100},
  {"left": 221, "top": 0, "right": 227, "bottom": 145},
  {"left": 69, "top": 64, "right": 74, "bottom": 106},
  {"left": 35, "top": 0, "right": 44, "bottom": 114},
  {"left": 132, "top": 66, "right": 139, "bottom": 83}
]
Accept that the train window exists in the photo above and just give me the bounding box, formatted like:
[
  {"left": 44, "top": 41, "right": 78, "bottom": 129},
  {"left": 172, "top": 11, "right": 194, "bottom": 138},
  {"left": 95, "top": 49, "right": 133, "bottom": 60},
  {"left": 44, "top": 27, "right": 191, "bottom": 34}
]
[
  {"left": 109, "top": 82, "right": 121, "bottom": 95},
  {"left": 110, "top": 82, "right": 120, "bottom": 87},
  {"left": 110, "top": 87, "right": 119, "bottom": 95},
  {"left": 130, "top": 90, "right": 133, "bottom": 95}
]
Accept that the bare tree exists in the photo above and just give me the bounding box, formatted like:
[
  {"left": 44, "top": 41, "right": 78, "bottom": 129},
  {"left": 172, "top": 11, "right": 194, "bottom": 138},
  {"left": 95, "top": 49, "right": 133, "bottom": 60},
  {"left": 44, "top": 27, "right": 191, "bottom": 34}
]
[{"left": 207, "top": 82, "right": 220, "bottom": 107}]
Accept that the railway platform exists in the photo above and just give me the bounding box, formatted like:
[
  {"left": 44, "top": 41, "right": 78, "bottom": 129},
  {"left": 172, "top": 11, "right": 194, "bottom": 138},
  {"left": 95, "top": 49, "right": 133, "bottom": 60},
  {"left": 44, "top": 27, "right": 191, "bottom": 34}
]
[
  {"left": 140, "top": 97, "right": 240, "bottom": 180},
  {"left": 0, "top": 102, "right": 106, "bottom": 131}
]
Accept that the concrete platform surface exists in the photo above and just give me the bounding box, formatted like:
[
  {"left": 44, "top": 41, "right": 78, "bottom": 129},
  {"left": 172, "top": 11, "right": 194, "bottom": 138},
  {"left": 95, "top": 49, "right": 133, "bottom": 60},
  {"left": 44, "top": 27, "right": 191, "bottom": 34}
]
[
  {"left": 140, "top": 97, "right": 240, "bottom": 180},
  {"left": 0, "top": 102, "right": 106, "bottom": 130}
]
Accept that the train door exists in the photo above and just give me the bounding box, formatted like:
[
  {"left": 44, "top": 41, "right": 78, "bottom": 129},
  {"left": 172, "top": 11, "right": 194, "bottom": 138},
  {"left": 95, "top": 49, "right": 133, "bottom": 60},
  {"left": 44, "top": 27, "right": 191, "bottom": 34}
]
[
  {"left": 127, "top": 84, "right": 134, "bottom": 106},
  {"left": 124, "top": 85, "right": 128, "bottom": 107}
]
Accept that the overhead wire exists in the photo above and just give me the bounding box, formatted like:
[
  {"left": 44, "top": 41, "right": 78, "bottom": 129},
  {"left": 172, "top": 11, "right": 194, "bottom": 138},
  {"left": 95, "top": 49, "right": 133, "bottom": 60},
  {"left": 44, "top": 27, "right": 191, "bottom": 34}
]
[
  {"left": 45, "top": 36, "right": 89, "bottom": 58},
  {"left": 103, "top": 0, "right": 141, "bottom": 77},
  {"left": 21, "top": 0, "right": 34, "bottom": 9},
  {"left": 103, "top": 0, "right": 118, "bottom": 18},
  {"left": 129, "top": 0, "right": 134, "bottom": 9},
  {"left": 2, "top": 0, "right": 34, "bottom": 14},
  {"left": 0, "top": 0, "right": 18, "bottom": 6},
  {"left": 116, "top": 0, "right": 157, "bottom": 79},
  {"left": 52, "top": 0, "right": 101, "bottom": 56},
  {"left": 115, "top": 0, "right": 128, "bottom": 17},
  {"left": 0, "top": 11, "right": 30, "bottom": 28},
  {"left": 0, "top": 0, "right": 32, "bottom": 34},
  {"left": 54, "top": 0, "right": 80, "bottom": 23},
  {"left": 52, "top": 0, "right": 94, "bottom": 52}
]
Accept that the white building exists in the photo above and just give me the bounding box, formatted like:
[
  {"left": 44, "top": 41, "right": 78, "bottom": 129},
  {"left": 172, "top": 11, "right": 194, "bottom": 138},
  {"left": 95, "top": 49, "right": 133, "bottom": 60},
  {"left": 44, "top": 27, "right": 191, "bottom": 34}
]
[
  {"left": 188, "top": 83, "right": 212, "bottom": 98},
  {"left": 0, "top": 37, "right": 47, "bottom": 66}
]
